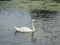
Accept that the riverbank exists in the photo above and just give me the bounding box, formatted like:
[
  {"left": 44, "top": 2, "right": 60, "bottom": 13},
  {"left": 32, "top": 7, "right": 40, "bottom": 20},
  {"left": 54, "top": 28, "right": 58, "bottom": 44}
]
[{"left": 0, "top": 1, "right": 60, "bottom": 11}]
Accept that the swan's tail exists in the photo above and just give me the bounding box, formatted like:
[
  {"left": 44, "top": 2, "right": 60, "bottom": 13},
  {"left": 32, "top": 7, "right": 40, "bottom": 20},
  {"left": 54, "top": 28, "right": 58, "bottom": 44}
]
[
  {"left": 14, "top": 26, "right": 20, "bottom": 30},
  {"left": 14, "top": 26, "right": 19, "bottom": 30}
]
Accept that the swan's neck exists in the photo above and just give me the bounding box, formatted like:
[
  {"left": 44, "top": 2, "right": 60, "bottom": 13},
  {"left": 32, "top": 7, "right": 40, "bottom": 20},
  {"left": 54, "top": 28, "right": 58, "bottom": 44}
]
[{"left": 32, "top": 19, "right": 35, "bottom": 31}]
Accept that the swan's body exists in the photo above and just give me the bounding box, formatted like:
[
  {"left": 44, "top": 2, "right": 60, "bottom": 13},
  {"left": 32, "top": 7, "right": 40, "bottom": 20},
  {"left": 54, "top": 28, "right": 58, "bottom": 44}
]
[
  {"left": 14, "top": 27, "right": 35, "bottom": 32},
  {"left": 14, "top": 19, "right": 35, "bottom": 32}
]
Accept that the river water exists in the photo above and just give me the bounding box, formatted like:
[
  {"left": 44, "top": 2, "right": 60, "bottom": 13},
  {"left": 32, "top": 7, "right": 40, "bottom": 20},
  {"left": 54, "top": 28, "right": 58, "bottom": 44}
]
[{"left": 0, "top": 8, "right": 60, "bottom": 45}]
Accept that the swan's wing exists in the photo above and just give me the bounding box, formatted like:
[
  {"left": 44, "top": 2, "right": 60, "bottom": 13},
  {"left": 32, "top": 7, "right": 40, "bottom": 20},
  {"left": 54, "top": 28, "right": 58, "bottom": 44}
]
[
  {"left": 20, "top": 27, "right": 33, "bottom": 32},
  {"left": 21, "top": 27, "right": 32, "bottom": 30}
]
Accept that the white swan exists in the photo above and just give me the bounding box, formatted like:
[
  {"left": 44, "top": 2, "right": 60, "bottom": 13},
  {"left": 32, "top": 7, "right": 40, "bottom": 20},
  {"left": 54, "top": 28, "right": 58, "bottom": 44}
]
[{"left": 14, "top": 19, "right": 36, "bottom": 32}]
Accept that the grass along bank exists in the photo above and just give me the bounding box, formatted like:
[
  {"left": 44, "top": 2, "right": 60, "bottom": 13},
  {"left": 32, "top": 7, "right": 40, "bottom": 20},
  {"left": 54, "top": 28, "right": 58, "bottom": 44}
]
[{"left": 0, "top": 1, "right": 60, "bottom": 11}]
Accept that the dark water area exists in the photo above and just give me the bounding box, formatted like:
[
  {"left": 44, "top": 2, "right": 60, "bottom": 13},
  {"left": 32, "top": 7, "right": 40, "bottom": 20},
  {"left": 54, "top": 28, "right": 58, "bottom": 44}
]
[
  {"left": 0, "top": 8, "right": 60, "bottom": 45},
  {"left": 31, "top": 9, "right": 57, "bottom": 20}
]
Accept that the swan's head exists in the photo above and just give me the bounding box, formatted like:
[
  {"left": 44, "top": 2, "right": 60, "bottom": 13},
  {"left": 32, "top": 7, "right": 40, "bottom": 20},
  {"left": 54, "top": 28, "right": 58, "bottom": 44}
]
[{"left": 32, "top": 19, "right": 36, "bottom": 23}]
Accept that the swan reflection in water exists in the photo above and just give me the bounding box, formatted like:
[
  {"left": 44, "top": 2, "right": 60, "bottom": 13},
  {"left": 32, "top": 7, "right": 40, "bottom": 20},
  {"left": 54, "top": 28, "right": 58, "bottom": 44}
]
[
  {"left": 14, "top": 19, "right": 36, "bottom": 43},
  {"left": 31, "top": 32, "right": 36, "bottom": 43}
]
